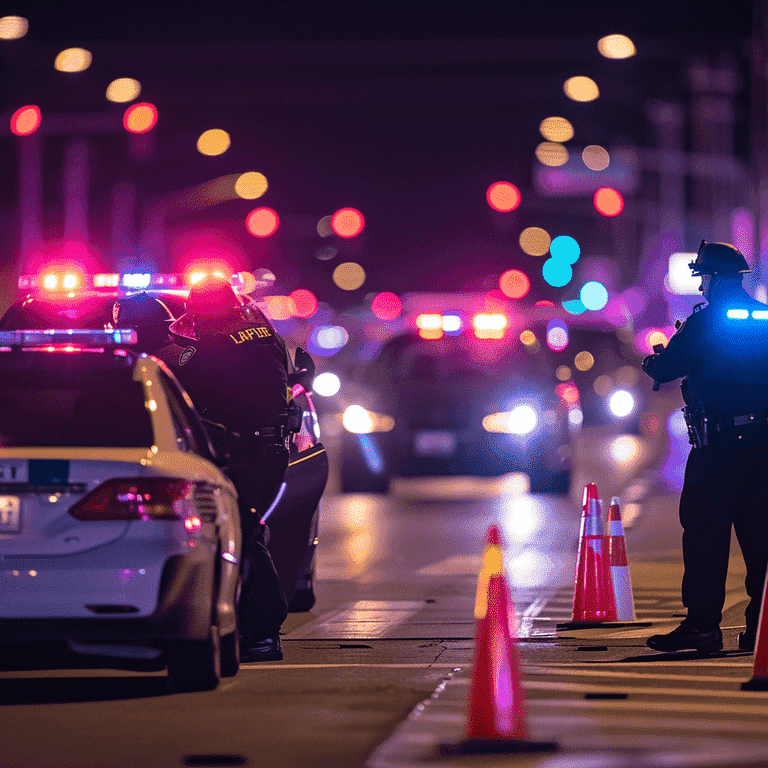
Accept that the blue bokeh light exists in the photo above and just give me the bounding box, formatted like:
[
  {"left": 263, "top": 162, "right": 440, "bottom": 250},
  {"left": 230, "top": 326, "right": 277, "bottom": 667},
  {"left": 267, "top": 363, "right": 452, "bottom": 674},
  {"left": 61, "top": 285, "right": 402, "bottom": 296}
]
[
  {"left": 549, "top": 235, "right": 580, "bottom": 264},
  {"left": 580, "top": 281, "right": 609, "bottom": 310},
  {"left": 542, "top": 258, "right": 573, "bottom": 288},
  {"left": 562, "top": 299, "right": 587, "bottom": 314}
]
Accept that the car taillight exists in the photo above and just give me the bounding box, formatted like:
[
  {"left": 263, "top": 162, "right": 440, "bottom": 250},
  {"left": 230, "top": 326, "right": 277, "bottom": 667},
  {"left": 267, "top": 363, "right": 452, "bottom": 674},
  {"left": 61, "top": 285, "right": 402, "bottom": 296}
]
[{"left": 68, "top": 478, "right": 192, "bottom": 521}]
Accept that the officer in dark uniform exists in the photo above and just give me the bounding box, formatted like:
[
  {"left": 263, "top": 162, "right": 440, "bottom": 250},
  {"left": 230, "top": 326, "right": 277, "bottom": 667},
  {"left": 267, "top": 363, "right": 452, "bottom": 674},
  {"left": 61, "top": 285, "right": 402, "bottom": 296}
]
[
  {"left": 110, "top": 291, "right": 178, "bottom": 354},
  {"left": 643, "top": 241, "right": 768, "bottom": 653},
  {"left": 114, "top": 281, "right": 290, "bottom": 662}
]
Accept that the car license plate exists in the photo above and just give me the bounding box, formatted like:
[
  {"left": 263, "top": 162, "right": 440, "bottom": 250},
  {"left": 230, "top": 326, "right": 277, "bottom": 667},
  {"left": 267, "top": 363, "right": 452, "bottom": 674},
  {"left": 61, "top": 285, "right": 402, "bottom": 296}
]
[
  {"left": 0, "top": 496, "right": 21, "bottom": 533},
  {"left": 414, "top": 430, "right": 457, "bottom": 456}
]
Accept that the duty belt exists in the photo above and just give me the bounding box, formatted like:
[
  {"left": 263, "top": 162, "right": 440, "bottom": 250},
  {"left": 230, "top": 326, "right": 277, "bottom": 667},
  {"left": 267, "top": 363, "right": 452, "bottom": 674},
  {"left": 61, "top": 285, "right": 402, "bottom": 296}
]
[{"left": 713, "top": 413, "right": 768, "bottom": 432}]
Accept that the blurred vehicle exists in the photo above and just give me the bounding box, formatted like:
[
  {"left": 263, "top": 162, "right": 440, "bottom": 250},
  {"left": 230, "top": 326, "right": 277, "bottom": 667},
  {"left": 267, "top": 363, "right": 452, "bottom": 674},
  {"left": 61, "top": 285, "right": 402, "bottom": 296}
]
[
  {"left": 330, "top": 317, "right": 571, "bottom": 494},
  {"left": 0, "top": 268, "right": 328, "bottom": 613},
  {"left": 552, "top": 325, "right": 646, "bottom": 432},
  {"left": 0, "top": 329, "right": 239, "bottom": 692}
]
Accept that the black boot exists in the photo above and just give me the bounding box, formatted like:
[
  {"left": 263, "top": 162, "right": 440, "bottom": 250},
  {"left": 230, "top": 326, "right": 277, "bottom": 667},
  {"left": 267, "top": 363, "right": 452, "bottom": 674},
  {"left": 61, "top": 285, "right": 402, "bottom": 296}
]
[
  {"left": 646, "top": 621, "right": 722, "bottom": 653},
  {"left": 739, "top": 629, "right": 756, "bottom": 651},
  {"left": 240, "top": 636, "right": 283, "bottom": 662}
]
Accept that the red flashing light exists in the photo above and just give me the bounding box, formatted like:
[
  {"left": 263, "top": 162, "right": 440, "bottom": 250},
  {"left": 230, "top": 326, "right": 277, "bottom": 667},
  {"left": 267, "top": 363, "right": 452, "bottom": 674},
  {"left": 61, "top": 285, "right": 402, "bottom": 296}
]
[
  {"left": 123, "top": 102, "right": 158, "bottom": 134},
  {"left": 331, "top": 207, "right": 364, "bottom": 238},
  {"left": 371, "top": 292, "right": 402, "bottom": 321},
  {"left": 246, "top": 207, "right": 279, "bottom": 237},
  {"left": 486, "top": 181, "right": 521, "bottom": 212},
  {"left": 11, "top": 105, "right": 41, "bottom": 136},
  {"left": 290, "top": 289, "right": 318, "bottom": 319},
  {"left": 499, "top": 269, "right": 530, "bottom": 299},
  {"left": 593, "top": 187, "right": 624, "bottom": 217}
]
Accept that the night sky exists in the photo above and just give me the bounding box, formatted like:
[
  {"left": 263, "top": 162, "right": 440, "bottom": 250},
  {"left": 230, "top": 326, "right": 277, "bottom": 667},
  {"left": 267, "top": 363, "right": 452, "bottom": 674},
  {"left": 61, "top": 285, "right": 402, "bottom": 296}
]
[{"left": 0, "top": 1, "right": 756, "bottom": 308}]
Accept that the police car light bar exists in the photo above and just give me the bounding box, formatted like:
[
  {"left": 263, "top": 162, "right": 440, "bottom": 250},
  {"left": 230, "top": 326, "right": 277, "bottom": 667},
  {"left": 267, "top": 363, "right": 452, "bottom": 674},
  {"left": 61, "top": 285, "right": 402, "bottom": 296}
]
[
  {"left": 0, "top": 329, "right": 137, "bottom": 346},
  {"left": 726, "top": 309, "right": 768, "bottom": 320}
]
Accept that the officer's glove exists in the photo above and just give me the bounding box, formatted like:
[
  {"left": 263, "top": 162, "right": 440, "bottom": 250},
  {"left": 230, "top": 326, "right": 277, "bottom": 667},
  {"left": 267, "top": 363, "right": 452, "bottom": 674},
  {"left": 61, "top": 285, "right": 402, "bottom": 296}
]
[{"left": 642, "top": 354, "right": 655, "bottom": 372}]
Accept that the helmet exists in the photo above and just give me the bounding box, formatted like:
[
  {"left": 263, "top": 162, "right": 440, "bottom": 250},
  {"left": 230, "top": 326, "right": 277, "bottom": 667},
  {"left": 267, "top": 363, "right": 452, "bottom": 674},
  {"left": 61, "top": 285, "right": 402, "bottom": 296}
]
[
  {"left": 689, "top": 241, "right": 751, "bottom": 276},
  {"left": 112, "top": 292, "right": 174, "bottom": 353},
  {"left": 185, "top": 276, "right": 243, "bottom": 317}
]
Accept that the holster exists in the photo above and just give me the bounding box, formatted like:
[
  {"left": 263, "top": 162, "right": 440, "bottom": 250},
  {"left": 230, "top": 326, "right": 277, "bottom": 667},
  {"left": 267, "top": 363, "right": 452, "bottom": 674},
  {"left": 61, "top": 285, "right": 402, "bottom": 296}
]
[{"left": 682, "top": 405, "right": 708, "bottom": 449}]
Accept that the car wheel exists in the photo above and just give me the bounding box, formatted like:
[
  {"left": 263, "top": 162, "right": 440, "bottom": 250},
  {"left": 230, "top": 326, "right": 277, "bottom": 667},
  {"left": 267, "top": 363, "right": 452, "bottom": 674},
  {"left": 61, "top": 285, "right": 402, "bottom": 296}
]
[
  {"left": 530, "top": 468, "right": 571, "bottom": 495},
  {"left": 166, "top": 625, "right": 221, "bottom": 693},
  {"left": 219, "top": 630, "right": 240, "bottom": 678}
]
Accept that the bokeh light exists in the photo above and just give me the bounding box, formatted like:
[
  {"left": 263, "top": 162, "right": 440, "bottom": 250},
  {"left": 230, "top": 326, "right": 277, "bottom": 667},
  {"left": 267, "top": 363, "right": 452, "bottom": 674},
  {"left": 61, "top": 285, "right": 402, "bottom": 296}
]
[
  {"left": 598, "top": 34, "right": 636, "bottom": 59},
  {"left": 580, "top": 280, "right": 609, "bottom": 310},
  {"left": 520, "top": 330, "right": 537, "bottom": 346},
  {"left": 290, "top": 289, "right": 319, "bottom": 318},
  {"left": 123, "top": 103, "right": 157, "bottom": 133},
  {"left": 556, "top": 365, "right": 572, "bottom": 381},
  {"left": 546, "top": 319, "right": 568, "bottom": 351},
  {"left": 11, "top": 105, "right": 41, "bottom": 136},
  {"left": 106, "top": 78, "right": 141, "bottom": 103},
  {"left": 574, "top": 351, "right": 594, "bottom": 371},
  {"left": 0, "top": 16, "right": 28, "bottom": 39},
  {"left": 539, "top": 117, "right": 574, "bottom": 142},
  {"left": 371, "top": 292, "right": 402, "bottom": 320},
  {"left": 608, "top": 435, "right": 641, "bottom": 468},
  {"left": 235, "top": 172, "right": 268, "bottom": 199},
  {"left": 331, "top": 208, "right": 365, "bottom": 238},
  {"left": 499, "top": 269, "right": 530, "bottom": 299},
  {"left": 542, "top": 258, "right": 573, "bottom": 287},
  {"left": 582, "top": 145, "right": 610, "bottom": 171},
  {"left": 564, "top": 76, "right": 600, "bottom": 102},
  {"left": 535, "top": 142, "right": 569, "bottom": 167},
  {"left": 310, "top": 325, "right": 349, "bottom": 355},
  {"left": 265, "top": 295, "right": 296, "bottom": 320},
  {"left": 519, "top": 226, "right": 551, "bottom": 256},
  {"left": 562, "top": 299, "right": 587, "bottom": 315},
  {"left": 55, "top": 48, "right": 92, "bottom": 72},
  {"left": 316, "top": 246, "right": 337, "bottom": 261},
  {"left": 313, "top": 372, "right": 341, "bottom": 397},
  {"left": 593, "top": 375, "right": 613, "bottom": 397},
  {"left": 486, "top": 181, "right": 521, "bottom": 212},
  {"left": 246, "top": 207, "right": 279, "bottom": 237},
  {"left": 317, "top": 215, "right": 333, "bottom": 237},
  {"left": 594, "top": 187, "right": 624, "bottom": 216},
  {"left": 197, "top": 129, "right": 231, "bottom": 156},
  {"left": 333, "top": 262, "right": 366, "bottom": 290},
  {"left": 549, "top": 235, "right": 580, "bottom": 264}
]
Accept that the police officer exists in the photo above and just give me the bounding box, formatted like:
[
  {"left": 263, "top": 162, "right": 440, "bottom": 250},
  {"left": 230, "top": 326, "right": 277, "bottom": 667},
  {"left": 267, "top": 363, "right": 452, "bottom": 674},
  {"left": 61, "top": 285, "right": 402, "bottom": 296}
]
[
  {"left": 643, "top": 241, "right": 768, "bottom": 653},
  {"left": 110, "top": 291, "right": 178, "bottom": 354},
  {"left": 115, "top": 280, "right": 290, "bottom": 662}
]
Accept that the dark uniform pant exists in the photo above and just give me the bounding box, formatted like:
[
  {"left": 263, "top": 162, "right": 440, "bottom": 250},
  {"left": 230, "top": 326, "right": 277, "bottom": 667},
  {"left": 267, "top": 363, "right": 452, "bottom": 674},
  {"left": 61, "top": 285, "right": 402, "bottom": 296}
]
[
  {"left": 224, "top": 439, "right": 290, "bottom": 645},
  {"left": 679, "top": 426, "right": 768, "bottom": 632}
]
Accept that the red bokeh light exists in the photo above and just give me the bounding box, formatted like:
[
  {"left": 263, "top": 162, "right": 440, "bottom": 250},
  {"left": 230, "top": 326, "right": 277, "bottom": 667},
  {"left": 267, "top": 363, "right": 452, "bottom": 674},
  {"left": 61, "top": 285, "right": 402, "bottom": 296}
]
[
  {"left": 486, "top": 181, "right": 521, "bottom": 212},
  {"left": 246, "top": 207, "right": 280, "bottom": 237},
  {"left": 123, "top": 102, "right": 158, "bottom": 133},
  {"left": 371, "top": 291, "right": 402, "bottom": 321},
  {"left": 331, "top": 207, "right": 365, "bottom": 238},
  {"left": 556, "top": 382, "right": 580, "bottom": 404},
  {"left": 499, "top": 269, "right": 530, "bottom": 299},
  {"left": 290, "top": 289, "right": 319, "bottom": 319},
  {"left": 11, "top": 105, "right": 41, "bottom": 136},
  {"left": 593, "top": 187, "right": 624, "bottom": 216}
]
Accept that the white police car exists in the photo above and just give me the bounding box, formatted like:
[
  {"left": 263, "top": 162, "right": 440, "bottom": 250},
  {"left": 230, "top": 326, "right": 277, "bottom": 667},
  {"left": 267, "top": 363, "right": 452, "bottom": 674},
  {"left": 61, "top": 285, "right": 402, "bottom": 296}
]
[{"left": 0, "top": 330, "right": 241, "bottom": 692}]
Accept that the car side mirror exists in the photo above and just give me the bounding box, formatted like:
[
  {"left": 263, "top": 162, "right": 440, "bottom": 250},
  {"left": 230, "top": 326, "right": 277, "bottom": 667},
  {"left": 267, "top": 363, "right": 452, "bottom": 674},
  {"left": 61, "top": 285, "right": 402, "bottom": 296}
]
[{"left": 288, "top": 347, "right": 316, "bottom": 390}]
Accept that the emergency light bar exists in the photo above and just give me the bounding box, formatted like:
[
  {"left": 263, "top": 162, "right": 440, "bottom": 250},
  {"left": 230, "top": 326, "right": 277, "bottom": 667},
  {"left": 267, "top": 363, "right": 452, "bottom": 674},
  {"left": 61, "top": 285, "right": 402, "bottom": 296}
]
[
  {"left": 0, "top": 329, "right": 137, "bottom": 346},
  {"left": 726, "top": 309, "right": 768, "bottom": 320}
]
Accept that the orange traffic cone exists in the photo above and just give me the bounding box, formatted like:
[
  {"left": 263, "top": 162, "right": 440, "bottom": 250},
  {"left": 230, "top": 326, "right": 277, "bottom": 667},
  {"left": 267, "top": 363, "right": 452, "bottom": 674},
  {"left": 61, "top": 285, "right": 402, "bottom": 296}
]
[
  {"left": 607, "top": 497, "right": 636, "bottom": 621},
  {"left": 742, "top": 569, "right": 768, "bottom": 690},
  {"left": 572, "top": 483, "right": 617, "bottom": 622},
  {"left": 450, "top": 525, "right": 557, "bottom": 755}
]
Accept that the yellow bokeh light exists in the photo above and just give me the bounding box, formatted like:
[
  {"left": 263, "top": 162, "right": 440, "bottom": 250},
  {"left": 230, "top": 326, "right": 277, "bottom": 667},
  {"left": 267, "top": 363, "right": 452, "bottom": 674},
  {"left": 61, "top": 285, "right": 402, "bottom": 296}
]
[
  {"left": 234, "top": 172, "right": 268, "bottom": 199},
  {"left": 647, "top": 330, "right": 668, "bottom": 349},
  {"left": 593, "top": 374, "right": 613, "bottom": 397},
  {"left": 317, "top": 215, "right": 333, "bottom": 237},
  {"left": 615, "top": 365, "right": 641, "bottom": 387},
  {"left": 535, "top": 142, "right": 569, "bottom": 167},
  {"left": 598, "top": 34, "right": 636, "bottom": 59},
  {"left": 539, "top": 116, "right": 574, "bottom": 142},
  {"left": 520, "top": 330, "right": 536, "bottom": 346},
  {"left": 55, "top": 48, "right": 92, "bottom": 73},
  {"left": 582, "top": 145, "right": 610, "bottom": 171},
  {"left": 333, "top": 262, "right": 366, "bottom": 291},
  {"left": 574, "top": 351, "right": 594, "bottom": 371},
  {"left": 564, "top": 76, "right": 599, "bottom": 102},
  {"left": 0, "top": 16, "right": 28, "bottom": 39},
  {"left": 106, "top": 78, "right": 141, "bottom": 103},
  {"left": 519, "top": 226, "right": 551, "bottom": 256},
  {"left": 556, "top": 365, "right": 572, "bottom": 381},
  {"left": 197, "top": 129, "right": 231, "bottom": 156}
]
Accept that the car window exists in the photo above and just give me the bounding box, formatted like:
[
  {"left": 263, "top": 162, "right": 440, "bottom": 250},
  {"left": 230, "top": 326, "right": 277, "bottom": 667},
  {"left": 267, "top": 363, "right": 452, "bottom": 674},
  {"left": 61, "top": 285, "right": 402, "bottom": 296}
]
[
  {"left": 158, "top": 371, "right": 213, "bottom": 458},
  {"left": 0, "top": 368, "right": 153, "bottom": 448}
]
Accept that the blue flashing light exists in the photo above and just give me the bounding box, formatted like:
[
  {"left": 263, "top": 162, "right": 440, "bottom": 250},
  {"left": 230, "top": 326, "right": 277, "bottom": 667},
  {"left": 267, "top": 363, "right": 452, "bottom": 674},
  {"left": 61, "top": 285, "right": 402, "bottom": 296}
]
[
  {"left": 753, "top": 310, "right": 768, "bottom": 320},
  {"left": 0, "top": 328, "right": 137, "bottom": 346},
  {"left": 580, "top": 281, "right": 609, "bottom": 311},
  {"left": 442, "top": 314, "right": 463, "bottom": 334},
  {"left": 726, "top": 309, "right": 749, "bottom": 319},
  {"left": 549, "top": 235, "right": 580, "bottom": 264},
  {"left": 357, "top": 433, "right": 384, "bottom": 473},
  {"left": 562, "top": 299, "right": 587, "bottom": 315},
  {"left": 542, "top": 258, "right": 573, "bottom": 288}
]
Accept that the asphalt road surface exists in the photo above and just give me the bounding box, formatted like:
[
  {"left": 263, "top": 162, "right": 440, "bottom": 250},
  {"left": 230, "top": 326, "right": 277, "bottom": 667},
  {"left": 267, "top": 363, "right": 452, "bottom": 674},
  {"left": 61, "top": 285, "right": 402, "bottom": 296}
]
[{"left": 3, "top": 390, "right": 766, "bottom": 768}]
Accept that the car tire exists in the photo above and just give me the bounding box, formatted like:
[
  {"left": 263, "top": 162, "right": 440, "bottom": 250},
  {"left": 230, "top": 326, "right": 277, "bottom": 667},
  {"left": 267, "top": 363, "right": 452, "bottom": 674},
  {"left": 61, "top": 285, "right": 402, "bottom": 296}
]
[
  {"left": 219, "top": 630, "right": 240, "bottom": 678},
  {"left": 530, "top": 468, "right": 571, "bottom": 495},
  {"left": 166, "top": 625, "right": 221, "bottom": 693}
]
